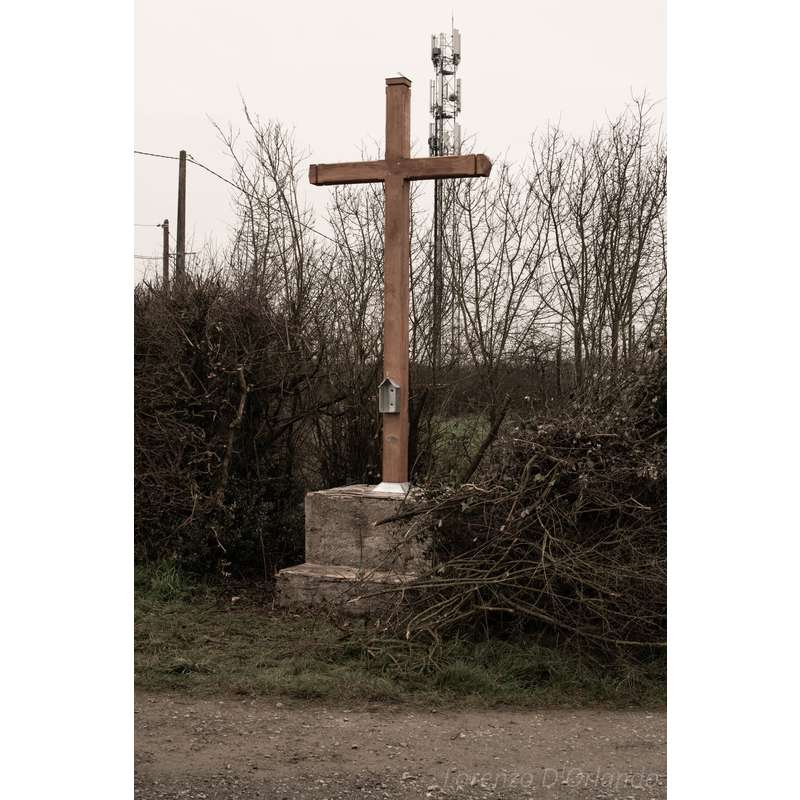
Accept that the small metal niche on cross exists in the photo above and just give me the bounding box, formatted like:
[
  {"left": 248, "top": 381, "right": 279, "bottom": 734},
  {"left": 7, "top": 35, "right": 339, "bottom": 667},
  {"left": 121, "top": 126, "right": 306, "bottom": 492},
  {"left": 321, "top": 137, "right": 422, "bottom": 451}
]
[{"left": 309, "top": 76, "right": 492, "bottom": 493}]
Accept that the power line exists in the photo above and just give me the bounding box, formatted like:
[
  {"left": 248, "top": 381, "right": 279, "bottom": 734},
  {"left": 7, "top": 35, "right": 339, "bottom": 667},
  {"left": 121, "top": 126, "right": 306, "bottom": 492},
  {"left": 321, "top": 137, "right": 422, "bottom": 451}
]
[
  {"left": 135, "top": 252, "right": 197, "bottom": 260},
  {"left": 133, "top": 217, "right": 175, "bottom": 239},
  {"left": 186, "top": 154, "right": 240, "bottom": 192},
  {"left": 187, "top": 152, "right": 338, "bottom": 244},
  {"left": 134, "top": 149, "right": 338, "bottom": 245},
  {"left": 134, "top": 150, "right": 180, "bottom": 161}
]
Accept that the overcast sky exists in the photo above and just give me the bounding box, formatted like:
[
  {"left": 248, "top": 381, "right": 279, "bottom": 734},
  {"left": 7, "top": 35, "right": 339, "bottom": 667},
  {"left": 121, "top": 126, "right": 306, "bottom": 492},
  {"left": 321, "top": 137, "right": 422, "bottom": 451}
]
[{"left": 135, "top": 0, "right": 664, "bottom": 282}]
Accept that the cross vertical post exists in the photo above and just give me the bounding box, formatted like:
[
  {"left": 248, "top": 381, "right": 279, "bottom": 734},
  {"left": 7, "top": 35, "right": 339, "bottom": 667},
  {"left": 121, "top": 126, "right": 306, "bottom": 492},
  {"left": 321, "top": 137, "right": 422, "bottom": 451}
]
[
  {"left": 382, "top": 77, "right": 412, "bottom": 487},
  {"left": 308, "top": 77, "right": 492, "bottom": 493}
]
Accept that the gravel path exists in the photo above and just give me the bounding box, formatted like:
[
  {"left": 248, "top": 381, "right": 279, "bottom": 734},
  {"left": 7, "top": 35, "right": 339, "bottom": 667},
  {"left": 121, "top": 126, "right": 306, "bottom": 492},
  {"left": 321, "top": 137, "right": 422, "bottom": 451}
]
[{"left": 135, "top": 691, "right": 665, "bottom": 799}]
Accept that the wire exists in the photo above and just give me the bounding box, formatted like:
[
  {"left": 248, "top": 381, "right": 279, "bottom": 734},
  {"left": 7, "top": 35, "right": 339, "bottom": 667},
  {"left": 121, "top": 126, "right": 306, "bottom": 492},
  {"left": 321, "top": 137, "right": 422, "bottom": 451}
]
[
  {"left": 134, "top": 252, "right": 198, "bottom": 260},
  {"left": 185, "top": 155, "right": 240, "bottom": 192},
  {"left": 134, "top": 215, "right": 180, "bottom": 255},
  {"left": 186, "top": 153, "right": 338, "bottom": 244},
  {"left": 134, "top": 150, "right": 180, "bottom": 161},
  {"left": 134, "top": 149, "right": 339, "bottom": 245}
]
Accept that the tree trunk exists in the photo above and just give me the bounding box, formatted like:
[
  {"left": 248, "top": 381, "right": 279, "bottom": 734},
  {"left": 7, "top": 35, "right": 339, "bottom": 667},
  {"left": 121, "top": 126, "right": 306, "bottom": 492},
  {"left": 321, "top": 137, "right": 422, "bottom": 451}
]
[
  {"left": 555, "top": 346, "right": 562, "bottom": 398},
  {"left": 573, "top": 325, "right": 584, "bottom": 389}
]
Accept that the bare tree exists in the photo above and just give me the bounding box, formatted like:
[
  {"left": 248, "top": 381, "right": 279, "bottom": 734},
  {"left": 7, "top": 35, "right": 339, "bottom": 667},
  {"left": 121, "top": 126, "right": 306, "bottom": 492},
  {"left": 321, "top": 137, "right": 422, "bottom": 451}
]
[
  {"left": 532, "top": 98, "right": 666, "bottom": 389},
  {"left": 447, "top": 162, "right": 553, "bottom": 420}
]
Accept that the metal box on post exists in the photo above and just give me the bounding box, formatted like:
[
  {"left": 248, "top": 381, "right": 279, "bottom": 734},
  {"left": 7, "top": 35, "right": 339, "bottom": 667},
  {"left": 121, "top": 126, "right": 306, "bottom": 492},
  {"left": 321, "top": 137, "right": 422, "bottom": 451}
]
[{"left": 378, "top": 377, "right": 400, "bottom": 414}]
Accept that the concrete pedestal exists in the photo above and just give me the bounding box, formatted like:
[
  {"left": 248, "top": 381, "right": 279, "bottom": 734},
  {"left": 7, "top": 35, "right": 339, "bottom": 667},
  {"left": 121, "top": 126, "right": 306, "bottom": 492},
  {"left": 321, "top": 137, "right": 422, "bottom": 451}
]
[{"left": 275, "top": 485, "right": 423, "bottom": 616}]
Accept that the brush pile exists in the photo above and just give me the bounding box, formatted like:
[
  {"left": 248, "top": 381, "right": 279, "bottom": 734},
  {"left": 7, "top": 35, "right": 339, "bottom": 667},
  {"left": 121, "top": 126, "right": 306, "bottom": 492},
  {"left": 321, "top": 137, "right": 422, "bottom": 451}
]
[{"left": 377, "top": 349, "right": 666, "bottom": 659}]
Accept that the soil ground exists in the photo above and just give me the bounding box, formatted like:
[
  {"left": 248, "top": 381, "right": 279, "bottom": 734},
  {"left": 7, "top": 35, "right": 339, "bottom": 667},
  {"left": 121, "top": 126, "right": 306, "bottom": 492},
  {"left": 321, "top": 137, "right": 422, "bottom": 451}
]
[{"left": 135, "top": 691, "right": 666, "bottom": 800}]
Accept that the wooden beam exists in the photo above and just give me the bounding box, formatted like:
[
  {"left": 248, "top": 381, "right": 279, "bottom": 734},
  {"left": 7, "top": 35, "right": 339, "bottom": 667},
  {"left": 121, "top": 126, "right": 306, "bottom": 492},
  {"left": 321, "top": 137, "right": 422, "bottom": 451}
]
[
  {"left": 309, "top": 153, "right": 493, "bottom": 187},
  {"left": 397, "top": 153, "right": 493, "bottom": 181},
  {"left": 308, "top": 160, "right": 388, "bottom": 186},
  {"left": 381, "top": 77, "right": 411, "bottom": 485}
]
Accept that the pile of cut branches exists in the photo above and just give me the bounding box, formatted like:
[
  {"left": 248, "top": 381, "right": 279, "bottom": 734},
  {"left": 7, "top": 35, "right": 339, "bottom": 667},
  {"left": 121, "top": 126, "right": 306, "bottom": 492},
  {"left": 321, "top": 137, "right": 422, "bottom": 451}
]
[{"left": 374, "top": 349, "right": 666, "bottom": 660}]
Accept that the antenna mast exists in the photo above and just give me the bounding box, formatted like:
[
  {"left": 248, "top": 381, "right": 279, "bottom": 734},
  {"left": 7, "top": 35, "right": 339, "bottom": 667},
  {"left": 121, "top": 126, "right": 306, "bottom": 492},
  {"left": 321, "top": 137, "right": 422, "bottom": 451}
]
[
  {"left": 428, "top": 25, "right": 461, "bottom": 158},
  {"left": 428, "top": 23, "right": 462, "bottom": 376}
]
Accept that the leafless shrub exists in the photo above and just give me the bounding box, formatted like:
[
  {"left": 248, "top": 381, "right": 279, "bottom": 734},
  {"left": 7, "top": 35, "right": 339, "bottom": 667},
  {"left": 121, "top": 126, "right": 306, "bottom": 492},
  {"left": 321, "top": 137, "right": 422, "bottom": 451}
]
[
  {"left": 135, "top": 100, "right": 666, "bottom": 582},
  {"left": 367, "top": 346, "right": 666, "bottom": 660}
]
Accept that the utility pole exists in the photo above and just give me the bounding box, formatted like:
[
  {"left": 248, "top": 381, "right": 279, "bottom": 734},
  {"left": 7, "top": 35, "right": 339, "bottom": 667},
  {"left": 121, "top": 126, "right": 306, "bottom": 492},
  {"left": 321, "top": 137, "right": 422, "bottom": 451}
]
[
  {"left": 176, "top": 150, "right": 187, "bottom": 279},
  {"left": 161, "top": 219, "right": 170, "bottom": 290}
]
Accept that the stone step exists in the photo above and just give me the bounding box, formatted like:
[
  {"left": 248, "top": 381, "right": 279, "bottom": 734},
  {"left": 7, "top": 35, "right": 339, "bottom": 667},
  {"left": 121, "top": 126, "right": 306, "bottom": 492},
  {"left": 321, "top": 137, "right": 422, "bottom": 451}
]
[{"left": 275, "top": 562, "right": 418, "bottom": 618}]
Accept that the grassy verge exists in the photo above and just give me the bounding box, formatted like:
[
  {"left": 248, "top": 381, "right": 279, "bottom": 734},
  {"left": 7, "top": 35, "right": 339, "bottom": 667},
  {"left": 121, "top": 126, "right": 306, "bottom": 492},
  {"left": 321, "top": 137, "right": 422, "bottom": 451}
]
[{"left": 135, "top": 563, "right": 665, "bottom": 708}]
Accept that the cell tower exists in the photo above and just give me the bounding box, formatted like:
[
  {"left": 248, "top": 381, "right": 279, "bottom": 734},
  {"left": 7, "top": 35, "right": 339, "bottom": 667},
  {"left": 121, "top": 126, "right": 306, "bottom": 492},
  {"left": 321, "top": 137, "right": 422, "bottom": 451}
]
[
  {"left": 428, "top": 26, "right": 462, "bottom": 157},
  {"left": 428, "top": 24, "right": 462, "bottom": 375}
]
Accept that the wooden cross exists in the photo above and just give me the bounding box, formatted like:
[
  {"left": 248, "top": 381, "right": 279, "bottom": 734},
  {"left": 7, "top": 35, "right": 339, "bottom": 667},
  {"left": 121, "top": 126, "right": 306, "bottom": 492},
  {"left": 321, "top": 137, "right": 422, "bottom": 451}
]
[{"left": 309, "top": 76, "right": 492, "bottom": 491}]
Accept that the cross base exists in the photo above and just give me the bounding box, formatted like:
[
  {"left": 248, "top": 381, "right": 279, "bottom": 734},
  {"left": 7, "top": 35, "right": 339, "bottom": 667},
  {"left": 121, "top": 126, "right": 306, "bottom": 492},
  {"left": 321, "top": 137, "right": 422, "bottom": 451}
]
[
  {"left": 275, "top": 484, "right": 424, "bottom": 618},
  {"left": 274, "top": 562, "right": 418, "bottom": 618}
]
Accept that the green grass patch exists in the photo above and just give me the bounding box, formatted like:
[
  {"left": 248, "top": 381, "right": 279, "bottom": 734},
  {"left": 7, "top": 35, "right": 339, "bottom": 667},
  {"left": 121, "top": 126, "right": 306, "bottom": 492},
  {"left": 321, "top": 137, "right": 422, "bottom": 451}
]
[
  {"left": 135, "top": 563, "right": 665, "bottom": 708},
  {"left": 428, "top": 414, "right": 491, "bottom": 482}
]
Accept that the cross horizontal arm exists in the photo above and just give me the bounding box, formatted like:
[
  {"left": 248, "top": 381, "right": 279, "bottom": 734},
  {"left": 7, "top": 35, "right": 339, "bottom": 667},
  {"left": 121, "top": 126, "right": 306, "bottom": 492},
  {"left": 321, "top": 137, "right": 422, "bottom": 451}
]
[
  {"left": 399, "top": 154, "right": 493, "bottom": 181},
  {"left": 309, "top": 160, "right": 389, "bottom": 186},
  {"left": 308, "top": 154, "right": 493, "bottom": 187}
]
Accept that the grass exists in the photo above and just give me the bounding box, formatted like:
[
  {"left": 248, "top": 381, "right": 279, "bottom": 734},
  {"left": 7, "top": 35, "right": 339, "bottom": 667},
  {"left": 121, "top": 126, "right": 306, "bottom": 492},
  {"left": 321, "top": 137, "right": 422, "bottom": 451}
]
[
  {"left": 135, "top": 563, "right": 666, "bottom": 708},
  {"left": 428, "top": 414, "right": 491, "bottom": 482}
]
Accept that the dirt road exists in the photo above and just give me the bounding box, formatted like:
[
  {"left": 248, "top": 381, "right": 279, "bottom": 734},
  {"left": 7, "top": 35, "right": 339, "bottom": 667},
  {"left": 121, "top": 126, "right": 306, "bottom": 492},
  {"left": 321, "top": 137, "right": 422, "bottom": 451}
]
[{"left": 135, "top": 692, "right": 665, "bottom": 799}]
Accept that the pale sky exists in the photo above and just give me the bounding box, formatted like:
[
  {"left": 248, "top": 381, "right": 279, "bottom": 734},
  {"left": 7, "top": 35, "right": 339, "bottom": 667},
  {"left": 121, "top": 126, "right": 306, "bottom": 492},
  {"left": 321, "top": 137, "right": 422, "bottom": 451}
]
[{"left": 135, "top": 0, "right": 665, "bottom": 281}]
